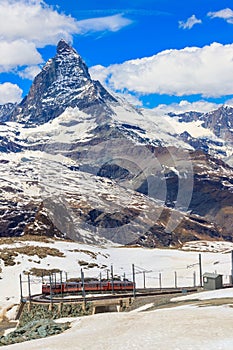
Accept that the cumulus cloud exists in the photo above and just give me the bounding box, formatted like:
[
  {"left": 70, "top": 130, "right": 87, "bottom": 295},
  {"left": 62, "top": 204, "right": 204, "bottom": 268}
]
[
  {"left": 0, "top": 1, "right": 132, "bottom": 75},
  {"left": 208, "top": 8, "right": 233, "bottom": 24},
  {"left": 0, "top": 40, "right": 42, "bottom": 72},
  {"left": 0, "top": 83, "right": 23, "bottom": 104},
  {"left": 0, "top": 1, "right": 131, "bottom": 46},
  {"left": 0, "top": 0, "right": 78, "bottom": 47},
  {"left": 152, "top": 100, "right": 220, "bottom": 115},
  {"left": 90, "top": 42, "right": 233, "bottom": 98},
  {"left": 18, "top": 65, "right": 42, "bottom": 79},
  {"left": 179, "top": 15, "right": 202, "bottom": 29}
]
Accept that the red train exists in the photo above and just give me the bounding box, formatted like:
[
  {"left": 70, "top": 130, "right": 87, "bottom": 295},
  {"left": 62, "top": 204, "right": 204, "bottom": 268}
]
[{"left": 42, "top": 280, "right": 135, "bottom": 295}]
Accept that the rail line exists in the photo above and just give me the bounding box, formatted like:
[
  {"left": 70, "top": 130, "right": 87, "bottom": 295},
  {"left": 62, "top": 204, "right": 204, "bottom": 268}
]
[{"left": 29, "top": 287, "right": 199, "bottom": 304}]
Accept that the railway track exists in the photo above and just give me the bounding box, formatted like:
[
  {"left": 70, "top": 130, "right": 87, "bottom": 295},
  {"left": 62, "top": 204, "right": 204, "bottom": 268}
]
[{"left": 29, "top": 287, "right": 199, "bottom": 304}]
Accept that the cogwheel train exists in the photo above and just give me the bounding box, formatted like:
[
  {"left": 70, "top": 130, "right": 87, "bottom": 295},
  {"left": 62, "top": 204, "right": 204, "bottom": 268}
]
[{"left": 42, "top": 279, "right": 135, "bottom": 295}]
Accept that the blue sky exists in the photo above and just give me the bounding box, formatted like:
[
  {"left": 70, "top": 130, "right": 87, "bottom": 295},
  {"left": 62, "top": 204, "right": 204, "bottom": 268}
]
[{"left": 1, "top": 0, "right": 233, "bottom": 113}]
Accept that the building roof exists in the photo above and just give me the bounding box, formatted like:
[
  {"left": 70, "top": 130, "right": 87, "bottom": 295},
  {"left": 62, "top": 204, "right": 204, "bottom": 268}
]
[{"left": 203, "top": 272, "right": 222, "bottom": 279}]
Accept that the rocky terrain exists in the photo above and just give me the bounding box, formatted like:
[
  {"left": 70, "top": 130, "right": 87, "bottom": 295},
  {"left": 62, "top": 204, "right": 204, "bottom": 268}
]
[{"left": 0, "top": 40, "right": 232, "bottom": 247}]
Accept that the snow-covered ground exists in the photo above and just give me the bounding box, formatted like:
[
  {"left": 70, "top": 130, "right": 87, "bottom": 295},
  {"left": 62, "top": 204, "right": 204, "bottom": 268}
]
[
  {"left": 172, "top": 287, "right": 233, "bottom": 302},
  {"left": 1, "top": 238, "right": 233, "bottom": 314},
  {"left": 1, "top": 239, "right": 233, "bottom": 349},
  {"left": 2, "top": 303, "right": 233, "bottom": 350}
]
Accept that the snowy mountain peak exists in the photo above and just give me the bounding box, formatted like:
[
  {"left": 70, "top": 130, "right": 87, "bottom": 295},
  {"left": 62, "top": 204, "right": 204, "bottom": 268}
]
[
  {"left": 56, "top": 39, "right": 77, "bottom": 55},
  {"left": 11, "top": 40, "right": 116, "bottom": 126}
]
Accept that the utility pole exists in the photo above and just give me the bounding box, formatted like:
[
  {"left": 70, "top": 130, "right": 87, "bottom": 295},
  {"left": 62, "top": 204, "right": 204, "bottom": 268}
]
[
  {"left": 99, "top": 272, "right": 102, "bottom": 292},
  {"left": 49, "top": 275, "right": 53, "bottom": 308},
  {"left": 81, "top": 269, "right": 86, "bottom": 297},
  {"left": 27, "top": 273, "right": 31, "bottom": 301},
  {"left": 132, "top": 264, "right": 136, "bottom": 298},
  {"left": 159, "top": 272, "right": 162, "bottom": 290},
  {"left": 81, "top": 269, "right": 86, "bottom": 310},
  {"left": 174, "top": 271, "right": 177, "bottom": 289},
  {"left": 193, "top": 271, "right": 196, "bottom": 287},
  {"left": 199, "top": 254, "right": 203, "bottom": 287},
  {"left": 60, "top": 271, "right": 63, "bottom": 297},
  {"left": 111, "top": 265, "right": 114, "bottom": 294},
  {"left": 123, "top": 272, "right": 126, "bottom": 290},
  {"left": 231, "top": 251, "right": 233, "bottom": 285},
  {"left": 143, "top": 271, "right": 146, "bottom": 289},
  {"left": 65, "top": 272, "right": 68, "bottom": 283},
  {"left": 19, "top": 274, "right": 23, "bottom": 302}
]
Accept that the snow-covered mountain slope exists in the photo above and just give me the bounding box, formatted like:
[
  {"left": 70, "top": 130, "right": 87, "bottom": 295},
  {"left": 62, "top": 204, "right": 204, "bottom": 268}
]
[
  {"left": 0, "top": 40, "right": 232, "bottom": 246},
  {"left": 167, "top": 106, "right": 233, "bottom": 164},
  {"left": 10, "top": 40, "right": 117, "bottom": 126},
  {"left": 1, "top": 148, "right": 228, "bottom": 246}
]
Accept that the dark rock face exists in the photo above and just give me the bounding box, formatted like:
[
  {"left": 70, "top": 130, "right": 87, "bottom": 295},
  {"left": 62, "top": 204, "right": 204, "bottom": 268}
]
[
  {"left": 11, "top": 39, "right": 117, "bottom": 126},
  {"left": 0, "top": 202, "right": 38, "bottom": 237},
  {"left": 128, "top": 209, "right": 223, "bottom": 248},
  {"left": 0, "top": 319, "right": 70, "bottom": 346},
  {"left": 24, "top": 203, "right": 65, "bottom": 238},
  {"left": 203, "top": 106, "right": 233, "bottom": 142},
  {"left": 97, "top": 163, "right": 131, "bottom": 180},
  {"left": 170, "top": 105, "right": 233, "bottom": 144},
  {"left": 0, "top": 40, "right": 232, "bottom": 248},
  {"left": 0, "top": 103, "right": 16, "bottom": 122}
]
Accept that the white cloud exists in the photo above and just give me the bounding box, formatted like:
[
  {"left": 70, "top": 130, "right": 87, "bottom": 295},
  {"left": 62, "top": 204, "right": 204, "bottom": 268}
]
[
  {"left": 0, "top": 0, "right": 78, "bottom": 47},
  {"left": 90, "top": 42, "right": 233, "bottom": 98},
  {"left": 208, "top": 8, "right": 233, "bottom": 24},
  {"left": 0, "top": 83, "right": 23, "bottom": 104},
  {"left": 179, "top": 15, "right": 202, "bottom": 29},
  {"left": 0, "top": 40, "right": 42, "bottom": 72},
  {"left": 0, "top": 1, "right": 132, "bottom": 75},
  {"left": 76, "top": 14, "right": 132, "bottom": 34},
  {"left": 18, "top": 65, "right": 41, "bottom": 79},
  {"left": 152, "top": 100, "right": 220, "bottom": 115},
  {"left": 0, "top": 1, "right": 131, "bottom": 46}
]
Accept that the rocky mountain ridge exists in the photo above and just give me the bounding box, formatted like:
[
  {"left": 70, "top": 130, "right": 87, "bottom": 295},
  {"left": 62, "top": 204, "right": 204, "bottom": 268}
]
[{"left": 0, "top": 40, "right": 232, "bottom": 247}]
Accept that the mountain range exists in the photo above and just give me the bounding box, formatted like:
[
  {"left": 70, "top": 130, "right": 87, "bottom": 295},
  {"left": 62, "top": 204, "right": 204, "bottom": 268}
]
[{"left": 0, "top": 39, "right": 232, "bottom": 248}]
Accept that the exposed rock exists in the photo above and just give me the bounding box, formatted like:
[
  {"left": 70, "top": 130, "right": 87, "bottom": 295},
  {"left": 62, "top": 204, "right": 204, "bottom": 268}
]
[
  {"left": 11, "top": 39, "right": 117, "bottom": 126},
  {"left": 0, "top": 319, "right": 70, "bottom": 346}
]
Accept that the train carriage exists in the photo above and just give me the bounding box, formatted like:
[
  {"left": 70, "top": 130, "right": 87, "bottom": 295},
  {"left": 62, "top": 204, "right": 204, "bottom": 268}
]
[{"left": 42, "top": 279, "right": 134, "bottom": 295}]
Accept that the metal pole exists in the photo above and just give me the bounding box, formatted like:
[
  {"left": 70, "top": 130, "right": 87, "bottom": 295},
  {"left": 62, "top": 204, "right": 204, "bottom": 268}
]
[
  {"left": 132, "top": 264, "right": 136, "bottom": 298},
  {"left": 19, "top": 274, "right": 23, "bottom": 302},
  {"left": 81, "top": 269, "right": 86, "bottom": 311},
  {"left": 159, "top": 273, "right": 162, "bottom": 290},
  {"left": 193, "top": 271, "right": 196, "bottom": 287},
  {"left": 65, "top": 272, "right": 68, "bottom": 283},
  {"left": 41, "top": 272, "right": 44, "bottom": 285},
  {"left": 49, "top": 275, "right": 53, "bottom": 306},
  {"left": 60, "top": 271, "right": 63, "bottom": 297},
  {"left": 231, "top": 251, "right": 233, "bottom": 285},
  {"left": 54, "top": 273, "right": 56, "bottom": 288},
  {"left": 174, "top": 271, "right": 177, "bottom": 289},
  {"left": 81, "top": 269, "right": 86, "bottom": 298},
  {"left": 27, "top": 274, "right": 31, "bottom": 301},
  {"left": 143, "top": 271, "right": 146, "bottom": 289},
  {"left": 100, "top": 272, "right": 102, "bottom": 292},
  {"left": 111, "top": 265, "right": 114, "bottom": 294},
  {"left": 199, "top": 254, "right": 203, "bottom": 287}
]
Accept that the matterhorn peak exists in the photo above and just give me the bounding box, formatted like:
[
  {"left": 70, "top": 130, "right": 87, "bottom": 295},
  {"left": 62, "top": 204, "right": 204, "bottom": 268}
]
[
  {"left": 11, "top": 40, "right": 117, "bottom": 126},
  {"left": 56, "top": 39, "right": 78, "bottom": 56}
]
